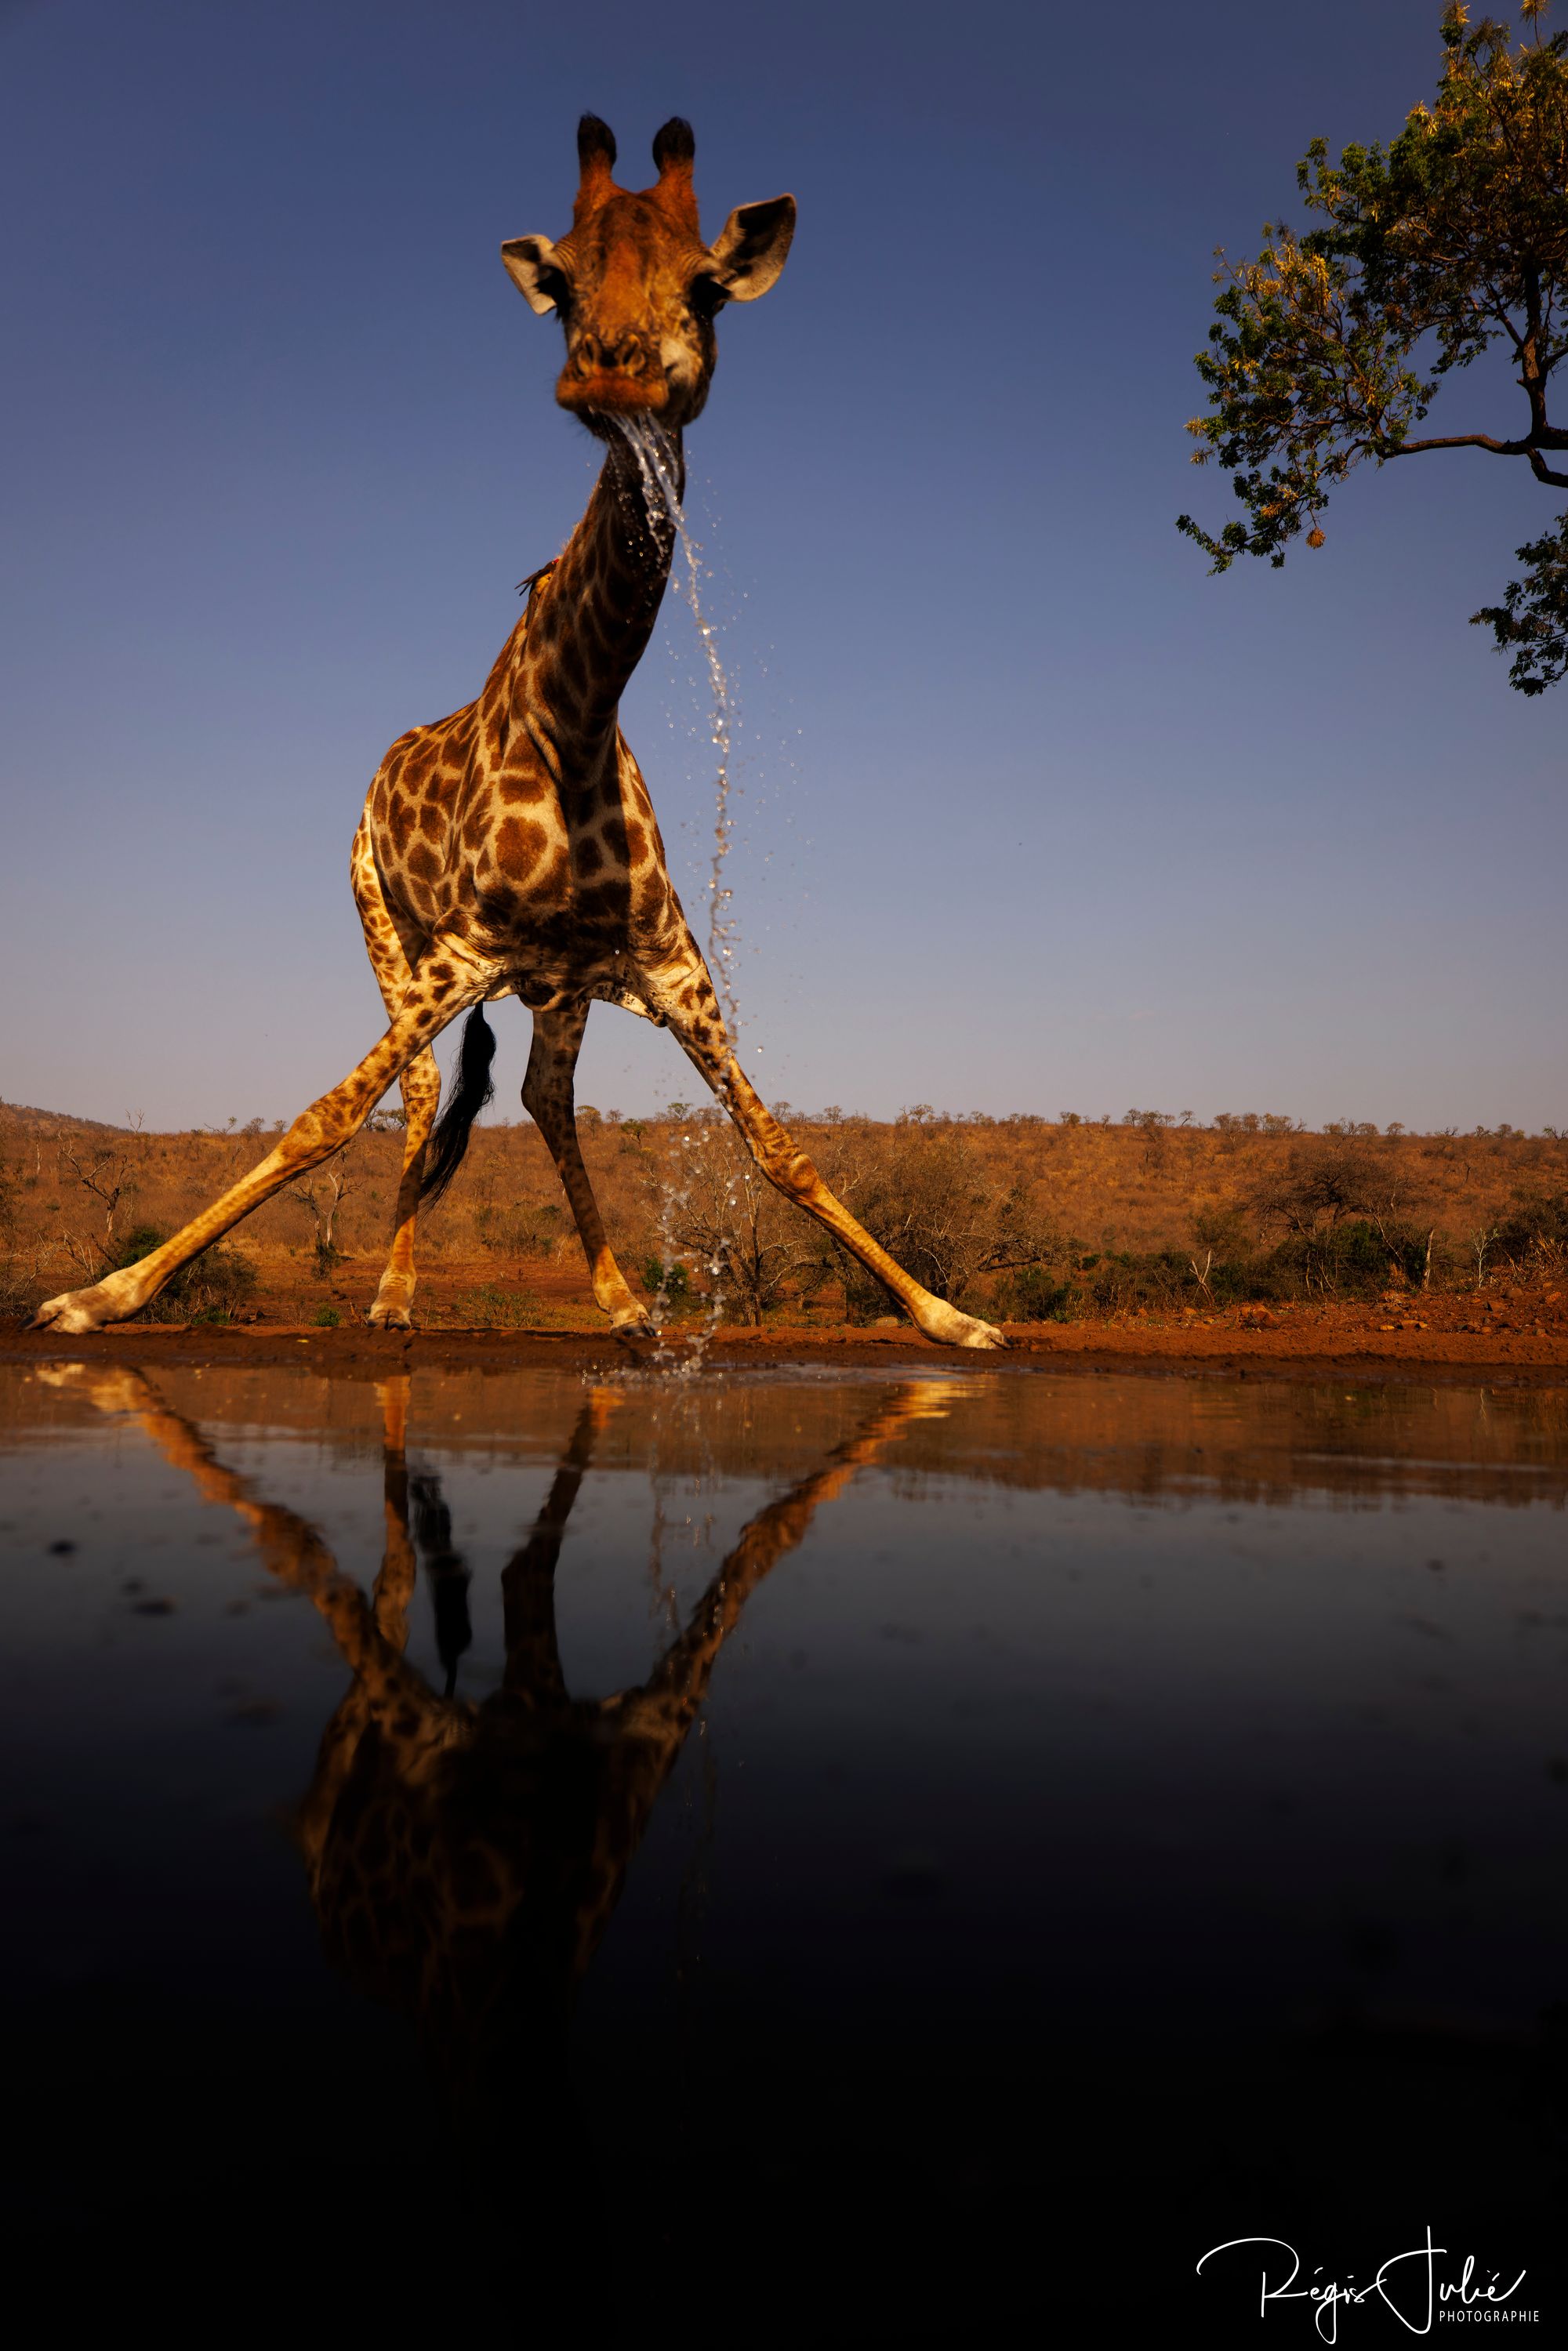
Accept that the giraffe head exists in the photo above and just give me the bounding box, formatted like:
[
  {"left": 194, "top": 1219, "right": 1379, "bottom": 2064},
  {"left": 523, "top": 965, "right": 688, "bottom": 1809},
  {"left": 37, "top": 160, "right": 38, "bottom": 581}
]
[{"left": 502, "top": 116, "right": 794, "bottom": 432}]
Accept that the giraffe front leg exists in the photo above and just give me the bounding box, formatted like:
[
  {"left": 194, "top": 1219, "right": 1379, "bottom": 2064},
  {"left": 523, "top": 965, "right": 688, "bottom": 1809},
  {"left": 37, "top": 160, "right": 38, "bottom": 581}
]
[
  {"left": 642, "top": 951, "right": 1007, "bottom": 1351},
  {"left": 350, "top": 818, "right": 442, "bottom": 1332},
  {"left": 367, "top": 1050, "right": 441, "bottom": 1330},
  {"left": 30, "top": 976, "right": 487, "bottom": 1334},
  {"left": 521, "top": 1001, "right": 652, "bottom": 1336}
]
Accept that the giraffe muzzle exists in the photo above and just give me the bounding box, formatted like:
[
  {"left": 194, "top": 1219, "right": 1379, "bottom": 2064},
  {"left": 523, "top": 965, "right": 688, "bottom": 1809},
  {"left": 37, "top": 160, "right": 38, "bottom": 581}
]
[{"left": 557, "top": 329, "right": 669, "bottom": 419}]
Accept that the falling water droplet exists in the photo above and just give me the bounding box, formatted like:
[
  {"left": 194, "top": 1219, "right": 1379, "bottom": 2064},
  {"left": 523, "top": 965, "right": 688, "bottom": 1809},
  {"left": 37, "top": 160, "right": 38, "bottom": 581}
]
[{"left": 612, "top": 412, "right": 741, "bottom": 1041}]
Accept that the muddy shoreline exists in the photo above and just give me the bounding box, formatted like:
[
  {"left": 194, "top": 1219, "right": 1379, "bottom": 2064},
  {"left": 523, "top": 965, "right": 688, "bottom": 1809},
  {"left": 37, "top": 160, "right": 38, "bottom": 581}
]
[{"left": 5, "top": 1316, "right": 1566, "bottom": 1388}]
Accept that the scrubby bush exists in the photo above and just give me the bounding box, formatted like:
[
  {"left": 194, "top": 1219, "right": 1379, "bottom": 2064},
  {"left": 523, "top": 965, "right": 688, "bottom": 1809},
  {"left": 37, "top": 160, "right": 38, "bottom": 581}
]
[
  {"left": 109, "top": 1224, "right": 258, "bottom": 1324},
  {"left": 1250, "top": 1137, "right": 1439, "bottom": 1299},
  {"left": 1083, "top": 1246, "right": 1198, "bottom": 1314},
  {"left": 475, "top": 1201, "right": 561, "bottom": 1259},
  {"left": 1001, "top": 1265, "right": 1080, "bottom": 1322},
  {"left": 641, "top": 1258, "right": 694, "bottom": 1314},
  {"left": 815, "top": 1119, "right": 1053, "bottom": 1322},
  {"left": 1494, "top": 1189, "right": 1568, "bottom": 1281},
  {"left": 647, "top": 1125, "right": 828, "bottom": 1325}
]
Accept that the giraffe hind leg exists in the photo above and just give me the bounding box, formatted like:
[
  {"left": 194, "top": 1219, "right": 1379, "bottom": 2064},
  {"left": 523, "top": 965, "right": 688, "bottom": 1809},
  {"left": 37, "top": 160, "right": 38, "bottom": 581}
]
[{"left": 521, "top": 1001, "right": 652, "bottom": 1337}]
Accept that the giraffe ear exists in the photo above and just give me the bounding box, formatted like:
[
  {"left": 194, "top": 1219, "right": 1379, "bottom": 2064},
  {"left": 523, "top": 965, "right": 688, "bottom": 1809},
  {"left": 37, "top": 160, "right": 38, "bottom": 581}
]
[
  {"left": 703, "top": 196, "right": 796, "bottom": 302},
  {"left": 502, "top": 235, "right": 568, "bottom": 316}
]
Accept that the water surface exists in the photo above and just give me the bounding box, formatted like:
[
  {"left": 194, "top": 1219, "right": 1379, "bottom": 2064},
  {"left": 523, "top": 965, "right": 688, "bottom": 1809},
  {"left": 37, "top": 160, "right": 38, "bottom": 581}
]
[{"left": 3, "top": 1362, "right": 1565, "bottom": 2338}]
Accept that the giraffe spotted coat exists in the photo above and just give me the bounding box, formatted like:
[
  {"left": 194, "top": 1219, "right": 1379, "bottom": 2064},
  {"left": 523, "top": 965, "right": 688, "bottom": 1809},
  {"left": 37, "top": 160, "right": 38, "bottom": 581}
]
[{"left": 31, "top": 114, "right": 1006, "bottom": 1353}]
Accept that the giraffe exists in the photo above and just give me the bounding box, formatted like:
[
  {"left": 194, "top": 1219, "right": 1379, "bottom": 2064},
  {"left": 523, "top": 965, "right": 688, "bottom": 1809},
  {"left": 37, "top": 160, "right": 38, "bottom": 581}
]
[
  {"left": 47, "top": 1361, "right": 962, "bottom": 2099},
  {"left": 31, "top": 116, "right": 1006, "bottom": 1351}
]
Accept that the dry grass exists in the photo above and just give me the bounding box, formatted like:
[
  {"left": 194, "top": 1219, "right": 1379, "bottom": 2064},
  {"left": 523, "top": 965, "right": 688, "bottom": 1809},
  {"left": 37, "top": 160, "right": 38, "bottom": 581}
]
[{"left": 2, "top": 1097, "right": 1564, "bottom": 1329}]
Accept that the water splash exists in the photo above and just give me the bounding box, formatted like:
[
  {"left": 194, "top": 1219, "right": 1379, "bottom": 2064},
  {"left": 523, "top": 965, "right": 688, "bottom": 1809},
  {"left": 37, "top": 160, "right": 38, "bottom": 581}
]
[
  {"left": 587, "top": 1115, "right": 730, "bottom": 1387},
  {"left": 612, "top": 413, "right": 740, "bottom": 1037},
  {"left": 647, "top": 1119, "right": 728, "bottom": 1377}
]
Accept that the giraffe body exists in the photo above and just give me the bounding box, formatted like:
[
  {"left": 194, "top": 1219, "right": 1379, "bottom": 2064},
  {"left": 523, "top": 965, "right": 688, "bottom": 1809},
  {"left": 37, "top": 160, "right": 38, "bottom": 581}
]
[{"left": 31, "top": 116, "right": 1005, "bottom": 1351}]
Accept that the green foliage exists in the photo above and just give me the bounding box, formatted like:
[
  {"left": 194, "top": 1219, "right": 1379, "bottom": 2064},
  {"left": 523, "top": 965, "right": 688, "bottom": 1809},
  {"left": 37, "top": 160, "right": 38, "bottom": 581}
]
[
  {"left": 1011, "top": 1224, "right": 1436, "bottom": 1312},
  {"left": 1196, "top": 1257, "right": 1261, "bottom": 1307},
  {"left": 1266, "top": 1217, "right": 1422, "bottom": 1298},
  {"left": 110, "top": 1224, "right": 258, "bottom": 1324},
  {"left": 1250, "top": 1136, "right": 1439, "bottom": 1295},
  {"left": 1002, "top": 1266, "right": 1081, "bottom": 1321},
  {"left": 1471, "top": 509, "right": 1568, "bottom": 688},
  {"left": 1084, "top": 1247, "right": 1211, "bottom": 1313},
  {"left": 1007, "top": 1243, "right": 1266, "bottom": 1314},
  {"left": 312, "top": 1304, "right": 342, "bottom": 1327},
  {"left": 642, "top": 1258, "right": 692, "bottom": 1308},
  {"left": 1179, "top": 4, "right": 1568, "bottom": 687},
  {"left": 1494, "top": 1185, "right": 1568, "bottom": 1261}
]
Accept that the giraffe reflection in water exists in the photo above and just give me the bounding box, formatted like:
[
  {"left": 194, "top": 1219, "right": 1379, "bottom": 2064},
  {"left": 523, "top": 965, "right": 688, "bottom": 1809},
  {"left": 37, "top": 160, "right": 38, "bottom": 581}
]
[{"left": 56, "top": 1366, "right": 956, "bottom": 2103}]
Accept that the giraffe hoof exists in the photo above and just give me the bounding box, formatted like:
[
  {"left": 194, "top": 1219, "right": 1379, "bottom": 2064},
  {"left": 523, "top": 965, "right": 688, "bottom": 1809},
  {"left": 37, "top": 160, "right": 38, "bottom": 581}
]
[
  {"left": 920, "top": 1306, "right": 1008, "bottom": 1351},
  {"left": 611, "top": 1309, "right": 657, "bottom": 1343},
  {"left": 957, "top": 1320, "right": 1009, "bottom": 1351},
  {"left": 367, "top": 1303, "right": 413, "bottom": 1330},
  {"left": 29, "top": 1286, "right": 117, "bottom": 1334}
]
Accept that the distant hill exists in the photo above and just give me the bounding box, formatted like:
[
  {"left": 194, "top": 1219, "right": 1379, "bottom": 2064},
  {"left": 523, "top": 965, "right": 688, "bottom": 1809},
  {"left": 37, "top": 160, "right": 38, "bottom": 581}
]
[{"left": 0, "top": 1102, "right": 126, "bottom": 1136}]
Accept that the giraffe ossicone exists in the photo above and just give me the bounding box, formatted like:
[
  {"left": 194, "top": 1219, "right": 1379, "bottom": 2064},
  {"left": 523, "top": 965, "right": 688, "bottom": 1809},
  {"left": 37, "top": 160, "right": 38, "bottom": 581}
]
[{"left": 31, "top": 116, "right": 1007, "bottom": 1352}]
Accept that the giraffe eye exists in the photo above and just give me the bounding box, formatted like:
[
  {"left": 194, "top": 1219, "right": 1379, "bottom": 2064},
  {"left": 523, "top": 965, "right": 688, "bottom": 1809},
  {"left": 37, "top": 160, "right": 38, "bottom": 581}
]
[{"left": 688, "top": 274, "right": 727, "bottom": 321}]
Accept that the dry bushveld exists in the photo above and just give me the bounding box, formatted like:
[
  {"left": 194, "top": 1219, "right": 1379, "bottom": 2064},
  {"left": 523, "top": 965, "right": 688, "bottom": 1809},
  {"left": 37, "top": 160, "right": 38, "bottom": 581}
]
[{"left": 2, "top": 1099, "right": 1564, "bottom": 1333}]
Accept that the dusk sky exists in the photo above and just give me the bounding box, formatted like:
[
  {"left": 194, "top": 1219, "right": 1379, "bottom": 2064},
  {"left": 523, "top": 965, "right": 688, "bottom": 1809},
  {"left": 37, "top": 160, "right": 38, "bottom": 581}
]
[{"left": 3, "top": 0, "right": 1564, "bottom": 1132}]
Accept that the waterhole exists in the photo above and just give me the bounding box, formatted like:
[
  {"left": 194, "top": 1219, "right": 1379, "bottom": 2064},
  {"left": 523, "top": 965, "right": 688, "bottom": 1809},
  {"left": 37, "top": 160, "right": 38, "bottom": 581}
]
[{"left": 4, "top": 1360, "right": 1565, "bottom": 2335}]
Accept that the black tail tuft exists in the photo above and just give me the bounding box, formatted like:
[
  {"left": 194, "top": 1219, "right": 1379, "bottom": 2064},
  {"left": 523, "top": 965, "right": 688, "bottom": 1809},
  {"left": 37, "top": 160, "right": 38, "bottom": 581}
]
[{"left": 420, "top": 1005, "right": 496, "bottom": 1209}]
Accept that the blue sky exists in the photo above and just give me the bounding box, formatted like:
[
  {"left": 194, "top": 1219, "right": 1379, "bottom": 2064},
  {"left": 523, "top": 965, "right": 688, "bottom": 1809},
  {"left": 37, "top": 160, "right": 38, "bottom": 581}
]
[{"left": 2, "top": 0, "right": 1563, "bottom": 1130}]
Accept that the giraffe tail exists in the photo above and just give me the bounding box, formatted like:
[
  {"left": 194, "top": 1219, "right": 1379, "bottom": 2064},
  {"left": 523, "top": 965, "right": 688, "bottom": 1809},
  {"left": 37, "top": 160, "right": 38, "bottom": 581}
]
[{"left": 420, "top": 1003, "right": 496, "bottom": 1206}]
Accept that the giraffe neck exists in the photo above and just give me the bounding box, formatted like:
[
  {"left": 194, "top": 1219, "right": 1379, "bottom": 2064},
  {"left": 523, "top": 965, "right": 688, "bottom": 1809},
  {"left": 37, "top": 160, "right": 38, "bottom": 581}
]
[{"left": 519, "top": 430, "right": 685, "bottom": 771}]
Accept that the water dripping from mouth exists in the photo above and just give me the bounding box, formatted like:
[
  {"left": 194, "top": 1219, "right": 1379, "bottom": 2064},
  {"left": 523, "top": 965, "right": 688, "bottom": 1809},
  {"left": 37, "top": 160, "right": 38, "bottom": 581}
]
[
  {"left": 610, "top": 413, "right": 742, "bottom": 1377},
  {"left": 612, "top": 414, "right": 740, "bottom": 1040}
]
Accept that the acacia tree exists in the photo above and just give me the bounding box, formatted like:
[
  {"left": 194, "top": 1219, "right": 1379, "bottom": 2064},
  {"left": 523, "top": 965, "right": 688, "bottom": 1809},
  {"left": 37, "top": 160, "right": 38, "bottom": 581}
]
[
  {"left": 1179, "top": 3, "right": 1568, "bottom": 691},
  {"left": 289, "top": 1145, "right": 355, "bottom": 1273},
  {"left": 58, "top": 1117, "right": 146, "bottom": 1264}
]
